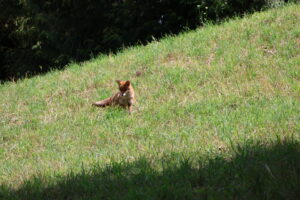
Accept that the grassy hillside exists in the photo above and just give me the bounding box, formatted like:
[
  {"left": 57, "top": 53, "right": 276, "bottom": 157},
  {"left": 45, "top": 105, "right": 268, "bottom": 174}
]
[{"left": 1, "top": 4, "right": 299, "bottom": 200}]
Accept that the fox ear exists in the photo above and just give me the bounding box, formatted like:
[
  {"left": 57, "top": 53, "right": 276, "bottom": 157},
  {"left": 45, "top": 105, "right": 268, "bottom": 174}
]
[
  {"left": 116, "top": 80, "right": 121, "bottom": 85},
  {"left": 125, "top": 80, "right": 131, "bottom": 86}
]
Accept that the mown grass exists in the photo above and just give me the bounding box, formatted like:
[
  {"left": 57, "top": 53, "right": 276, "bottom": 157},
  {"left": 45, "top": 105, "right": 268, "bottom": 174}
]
[{"left": 0, "top": 4, "right": 300, "bottom": 200}]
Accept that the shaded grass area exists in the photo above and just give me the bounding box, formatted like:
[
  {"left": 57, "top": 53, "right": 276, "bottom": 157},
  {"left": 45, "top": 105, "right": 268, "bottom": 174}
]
[{"left": 1, "top": 139, "right": 299, "bottom": 200}]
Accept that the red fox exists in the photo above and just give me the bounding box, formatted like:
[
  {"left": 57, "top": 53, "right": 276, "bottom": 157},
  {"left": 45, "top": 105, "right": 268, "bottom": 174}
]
[{"left": 92, "top": 80, "right": 135, "bottom": 113}]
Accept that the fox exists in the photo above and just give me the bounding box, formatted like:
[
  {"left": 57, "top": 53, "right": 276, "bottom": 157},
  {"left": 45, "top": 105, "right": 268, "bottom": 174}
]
[{"left": 92, "top": 80, "right": 135, "bottom": 113}]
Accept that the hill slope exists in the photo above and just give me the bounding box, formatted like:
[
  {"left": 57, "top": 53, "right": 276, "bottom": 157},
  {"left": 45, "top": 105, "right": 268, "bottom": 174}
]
[{"left": 1, "top": 4, "right": 299, "bottom": 199}]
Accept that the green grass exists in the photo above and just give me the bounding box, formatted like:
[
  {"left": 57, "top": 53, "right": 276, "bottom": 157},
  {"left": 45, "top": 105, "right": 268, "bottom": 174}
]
[{"left": 1, "top": 4, "right": 300, "bottom": 200}]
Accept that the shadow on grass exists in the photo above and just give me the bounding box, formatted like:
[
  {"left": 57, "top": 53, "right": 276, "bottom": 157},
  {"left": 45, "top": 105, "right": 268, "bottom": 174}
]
[{"left": 1, "top": 139, "right": 299, "bottom": 200}]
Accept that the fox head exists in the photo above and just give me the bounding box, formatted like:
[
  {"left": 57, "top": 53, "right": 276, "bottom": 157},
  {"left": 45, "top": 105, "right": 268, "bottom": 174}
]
[{"left": 116, "top": 80, "right": 131, "bottom": 96}]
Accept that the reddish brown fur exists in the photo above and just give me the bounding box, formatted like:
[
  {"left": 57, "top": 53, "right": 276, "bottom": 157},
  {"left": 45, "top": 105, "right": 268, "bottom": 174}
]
[{"left": 93, "top": 80, "right": 135, "bottom": 113}]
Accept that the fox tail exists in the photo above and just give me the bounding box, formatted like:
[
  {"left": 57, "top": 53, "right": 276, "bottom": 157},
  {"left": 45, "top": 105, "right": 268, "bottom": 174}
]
[{"left": 92, "top": 97, "right": 112, "bottom": 107}]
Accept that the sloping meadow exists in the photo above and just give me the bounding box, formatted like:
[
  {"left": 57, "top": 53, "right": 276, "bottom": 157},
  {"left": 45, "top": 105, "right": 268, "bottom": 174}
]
[{"left": 0, "top": 4, "right": 299, "bottom": 199}]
